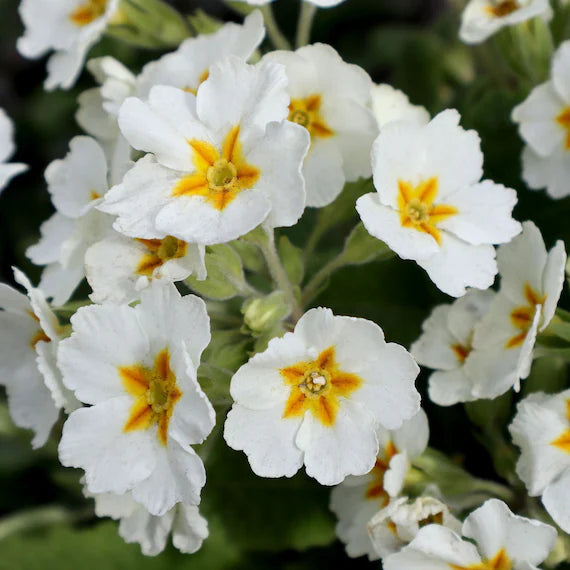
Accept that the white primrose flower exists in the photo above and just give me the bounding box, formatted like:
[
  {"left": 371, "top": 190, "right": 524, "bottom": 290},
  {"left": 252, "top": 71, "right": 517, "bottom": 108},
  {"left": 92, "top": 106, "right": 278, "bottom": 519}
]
[
  {"left": 356, "top": 109, "right": 522, "bottom": 297},
  {"left": 459, "top": 0, "right": 552, "bottom": 45},
  {"left": 370, "top": 84, "right": 430, "bottom": 130},
  {"left": 0, "top": 269, "right": 78, "bottom": 448},
  {"left": 0, "top": 109, "right": 27, "bottom": 193},
  {"left": 264, "top": 43, "right": 378, "bottom": 207},
  {"left": 87, "top": 488, "right": 208, "bottom": 556},
  {"left": 367, "top": 496, "right": 461, "bottom": 560},
  {"left": 77, "top": 11, "right": 265, "bottom": 139},
  {"left": 330, "top": 409, "right": 429, "bottom": 560},
  {"left": 100, "top": 57, "right": 310, "bottom": 245},
  {"left": 464, "top": 221, "right": 566, "bottom": 398},
  {"left": 411, "top": 289, "right": 495, "bottom": 406},
  {"left": 26, "top": 136, "right": 115, "bottom": 305},
  {"left": 512, "top": 41, "right": 570, "bottom": 199},
  {"left": 224, "top": 307, "right": 421, "bottom": 486},
  {"left": 510, "top": 389, "right": 570, "bottom": 534},
  {"left": 384, "top": 499, "right": 556, "bottom": 570},
  {"left": 58, "top": 282, "right": 215, "bottom": 516},
  {"left": 17, "top": 0, "right": 119, "bottom": 90}
]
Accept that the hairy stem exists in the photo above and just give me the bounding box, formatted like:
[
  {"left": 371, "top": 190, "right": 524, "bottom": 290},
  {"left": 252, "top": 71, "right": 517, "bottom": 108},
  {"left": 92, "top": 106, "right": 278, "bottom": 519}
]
[{"left": 296, "top": 1, "right": 317, "bottom": 48}]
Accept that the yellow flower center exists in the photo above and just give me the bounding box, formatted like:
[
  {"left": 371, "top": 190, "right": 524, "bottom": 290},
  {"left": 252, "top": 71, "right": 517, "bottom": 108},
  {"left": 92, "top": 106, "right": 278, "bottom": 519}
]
[
  {"left": 172, "top": 125, "right": 260, "bottom": 211},
  {"left": 135, "top": 236, "right": 188, "bottom": 278},
  {"left": 120, "top": 348, "right": 182, "bottom": 446},
  {"left": 182, "top": 70, "right": 211, "bottom": 96},
  {"left": 556, "top": 106, "right": 570, "bottom": 151},
  {"left": 451, "top": 548, "right": 512, "bottom": 570},
  {"left": 27, "top": 310, "right": 51, "bottom": 349},
  {"left": 486, "top": 1, "right": 519, "bottom": 17},
  {"left": 280, "top": 347, "right": 362, "bottom": 427},
  {"left": 365, "top": 440, "right": 398, "bottom": 507},
  {"left": 505, "top": 282, "right": 545, "bottom": 349},
  {"left": 288, "top": 95, "right": 334, "bottom": 141},
  {"left": 397, "top": 177, "right": 458, "bottom": 245},
  {"left": 69, "top": 0, "right": 107, "bottom": 26},
  {"left": 551, "top": 400, "right": 570, "bottom": 453}
]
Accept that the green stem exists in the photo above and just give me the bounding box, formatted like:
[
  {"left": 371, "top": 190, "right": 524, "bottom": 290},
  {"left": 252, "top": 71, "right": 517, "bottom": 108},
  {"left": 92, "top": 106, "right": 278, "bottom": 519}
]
[
  {"left": 303, "top": 212, "right": 330, "bottom": 260},
  {"left": 302, "top": 254, "right": 345, "bottom": 307},
  {"left": 296, "top": 1, "right": 317, "bottom": 48},
  {"left": 260, "top": 227, "right": 303, "bottom": 323},
  {"left": 260, "top": 5, "right": 291, "bottom": 51}
]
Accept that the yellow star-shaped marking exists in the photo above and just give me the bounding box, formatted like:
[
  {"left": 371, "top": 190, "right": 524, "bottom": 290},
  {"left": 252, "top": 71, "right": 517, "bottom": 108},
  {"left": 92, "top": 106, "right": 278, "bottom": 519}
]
[
  {"left": 486, "top": 1, "right": 519, "bottom": 18},
  {"left": 505, "top": 282, "right": 545, "bottom": 349},
  {"left": 365, "top": 440, "right": 398, "bottom": 507},
  {"left": 70, "top": 0, "right": 107, "bottom": 26},
  {"left": 450, "top": 548, "right": 512, "bottom": 570},
  {"left": 135, "top": 236, "right": 188, "bottom": 278},
  {"left": 551, "top": 400, "right": 570, "bottom": 453},
  {"left": 556, "top": 107, "right": 570, "bottom": 151},
  {"left": 288, "top": 95, "right": 334, "bottom": 141}
]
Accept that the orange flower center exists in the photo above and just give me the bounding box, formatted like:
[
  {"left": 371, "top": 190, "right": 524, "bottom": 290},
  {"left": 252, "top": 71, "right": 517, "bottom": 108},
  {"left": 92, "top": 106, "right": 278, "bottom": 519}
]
[
  {"left": 280, "top": 347, "right": 362, "bottom": 427},
  {"left": 451, "top": 548, "right": 512, "bottom": 570},
  {"left": 505, "top": 282, "right": 545, "bottom": 349},
  {"left": 556, "top": 106, "right": 570, "bottom": 151},
  {"left": 486, "top": 1, "right": 519, "bottom": 17},
  {"left": 172, "top": 125, "right": 260, "bottom": 211},
  {"left": 120, "top": 348, "right": 182, "bottom": 446},
  {"left": 365, "top": 440, "right": 398, "bottom": 507},
  {"left": 182, "top": 70, "right": 210, "bottom": 96},
  {"left": 551, "top": 400, "right": 570, "bottom": 453},
  {"left": 135, "top": 236, "right": 188, "bottom": 278},
  {"left": 27, "top": 311, "right": 51, "bottom": 349},
  {"left": 69, "top": 0, "right": 107, "bottom": 26},
  {"left": 288, "top": 95, "right": 334, "bottom": 141}
]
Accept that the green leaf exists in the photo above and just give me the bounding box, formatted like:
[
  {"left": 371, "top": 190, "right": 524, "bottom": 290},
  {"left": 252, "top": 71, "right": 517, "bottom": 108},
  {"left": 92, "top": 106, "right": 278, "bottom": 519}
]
[
  {"left": 279, "top": 236, "right": 304, "bottom": 286},
  {"left": 340, "top": 223, "right": 394, "bottom": 266},
  {"left": 202, "top": 329, "right": 250, "bottom": 372},
  {"left": 523, "top": 355, "right": 569, "bottom": 396},
  {"left": 464, "top": 392, "right": 513, "bottom": 433},
  {"left": 186, "top": 245, "right": 248, "bottom": 300},
  {"left": 230, "top": 240, "right": 264, "bottom": 273}
]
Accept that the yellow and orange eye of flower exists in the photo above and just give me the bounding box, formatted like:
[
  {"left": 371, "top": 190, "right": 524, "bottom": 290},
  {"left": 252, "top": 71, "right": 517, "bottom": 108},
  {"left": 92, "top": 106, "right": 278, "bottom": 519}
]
[
  {"left": 69, "top": 0, "right": 107, "bottom": 26},
  {"left": 397, "top": 177, "right": 457, "bottom": 245},
  {"left": 120, "top": 348, "right": 182, "bottom": 446},
  {"left": 556, "top": 107, "right": 570, "bottom": 151},
  {"left": 365, "top": 440, "right": 398, "bottom": 507},
  {"left": 172, "top": 125, "right": 260, "bottom": 211},
  {"left": 551, "top": 399, "right": 570, "bottom": 453},
  {"left": 182, "top": 70, "right": 211, "bottom": 96},
  {"left": 27, "top": 311, "right": 50, "bottom": 349},
  {"left": 135, "top": 236, "right": 188, "bottom": 278},
  {"left": 280, "top": 346, "right": 362, "bottom": 428},
  {"left": 486, "top": 1, "right": 520, "bottom": 18},
  {"left": 450, "top": 548, "right": 512, "bottom": 570},
  {"left": 288, "top": 95, "right": 334, "bottom": 140},
  {"left": 505, "top": 282, "right": 546, "bottom": 349}
]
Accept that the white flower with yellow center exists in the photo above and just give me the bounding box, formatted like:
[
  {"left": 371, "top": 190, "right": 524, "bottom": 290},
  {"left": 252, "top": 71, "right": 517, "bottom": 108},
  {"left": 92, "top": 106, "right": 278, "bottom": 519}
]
[
  {"left": 17, "top": 0, "right": 119, "bottom": 90},
  {"left": 100, "top": 57, "right": 310, "bottom": 245},
  {"left": 87, "top": 488, "right": 208, "bottom": 556},
  {"left": 370, "top": 84, "right": 430, "bottom": 130},
  {"left": 512, "top": 41, "right": 570, "bottom": 199},
  {"left": 464, "top": 221, "right": 566, "bottom": 399},
  {"left": 224, "top": 307, "right": 421, "bottom": 486},
  {"left": 510, "top": 389, "right": 570, "bottom": 534},
  {"left": 77, "top": 11, "right": 265, "bottom": 141},
  {"left": 356, "top": 109, "right": 522, "bottom": 297},
  {"left": 459, "top": 0, "right": 551, "bottom": 44},
  {"left": 330, "top": 410, "right": 429, "bottom": 560},
  {"left": 58, "top": 282, "right": 215, "bottom": 516},
  {"left": 411, "top": 290, "right": 495, "bottom": 406},
  {"left": 264, "top": 43, "right": 378, "bottom": 207},
  {"left": 0, "top": 109, "right": 27, "bottom": 193},
  {"left": 0, "top": 269, "right": 78, "bottom": 448},
  {"left": 26, "top": 136, "right": 115, "bottom": 305},
  {"left": 368, "top": 496, "right": 461, "bottom": 560},
  {"left": 383, "top": 499, "right": 556, "bottom": 570}
]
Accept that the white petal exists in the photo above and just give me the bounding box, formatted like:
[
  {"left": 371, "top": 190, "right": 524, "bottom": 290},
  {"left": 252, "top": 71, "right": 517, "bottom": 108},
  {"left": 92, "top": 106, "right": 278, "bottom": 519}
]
[
  {"left": 428, "top": 369, "right": 477, "bottom": 406},
  {"left": 552, "top": 40, "right": 570, "bottom": 102},
  {"left": 392, "top": 409, "right": 429, "bottom": 459},
  {"left": 541, "top": 240, "right": 566, "bottom": 328},
  {"left": 26, "top": 212, "right": 75, "bottom": 266},
  {"left": 543, "top": 469, "right": 570, "bottom": 534},
  {"left": 172, "top": 505, "right": 209, "bottom": 554},
  {"left": 119, "top": 504, "right": 174, "bottom": 556}
]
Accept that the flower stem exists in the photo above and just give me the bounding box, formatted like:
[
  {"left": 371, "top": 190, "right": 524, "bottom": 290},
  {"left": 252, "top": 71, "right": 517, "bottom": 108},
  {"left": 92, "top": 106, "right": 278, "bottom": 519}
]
[
  {"left": 302, "top": 254, "right": 345, "bottom": 307},
  {"left": 260, "top": 227, "right": 303, "bottom": 323},
  {"left": 296, "top": 1, "right": 317, "bottom": 48},
  {"left": 260, "top": 5, "right": 291, "bottom": 51}
]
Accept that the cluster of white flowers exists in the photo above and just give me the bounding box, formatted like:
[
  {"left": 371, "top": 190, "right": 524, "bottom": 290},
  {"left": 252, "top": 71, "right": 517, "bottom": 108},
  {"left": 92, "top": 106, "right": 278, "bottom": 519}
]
[{"left": 1, "top": 0, "right": 570, "bottom": 564}]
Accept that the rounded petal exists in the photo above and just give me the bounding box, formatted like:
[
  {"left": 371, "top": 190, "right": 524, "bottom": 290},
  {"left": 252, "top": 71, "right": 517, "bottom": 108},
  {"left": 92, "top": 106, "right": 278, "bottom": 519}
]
[
  {"left": 119, "top": 504, "right": 174, "bottom": 556},
  {"left": 428, "top": 369, "right": 477, "bottom": 406},
  {"left": 172, "top": 505, "right": 209, "bottom": 554},
  {"left": 543, "top": 469, "right": 570, "bottom": 534},
  {"left": 552, "top": 40, "right": 570, "bottom": 102}
]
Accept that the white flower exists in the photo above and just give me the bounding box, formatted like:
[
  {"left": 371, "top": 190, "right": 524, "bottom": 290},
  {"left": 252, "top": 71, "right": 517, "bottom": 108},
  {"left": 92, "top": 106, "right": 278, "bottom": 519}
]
[
  {"left": 512, "top": 40, "right": 570, "bottom": 199},
  {"left": 0, "top": 269, "right": 78, "bottom": 448},
  {"left": 85, "top": 234, "right": 206, "bottom": 305},
  {"left": 384, "top": 499, "right": 556, "bottom": 570},
  {"left": 224, "top": 307, "right": 420, "bottom": 486},
  {"left": 17, "top": 0, "right": 119, "bottom": 90},
  {"left": 330, "top": 410, "right": 429, "bottom": 560},
  {"left": 356, "top": 109, "right": 522, "bottom": 297},
  {"left": 100, "top": 57, "right": 309, "bottom": 245},
  {"left": 0, "top": 109, "right": 27, "bottom": 193},
  {"left": 87, "top": 488, "right": 208, "bottom": 556},
  {"left": 459, "top": 0, "right": 551, "bottom": 44},
  {"left": 264, "top": 43, "right": 377, "bottom": 207},
  {"left": 411, "top": 290, "right": 495, "bottom": 406},
  {"left": 370, "top": 84, "right": 430, "bottom": 130},
  {"left": 368, "top": 496, "right": 461, "bottom": 560},
  {"left": 26, "top": 136, "right": 114, "bottom": 305},
  {"left": 465, "top": 221, "right": 566, "bottom": 398},
  {"left": 58, "top": 282, "right": 215, "bottom": 516},
  {"left": 77, "top": 11, "right": 265, "bottom": 139},
  {"left": 510, "top": 389, "right": 570, "bottom": 534}
]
